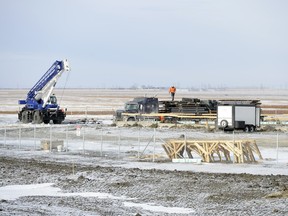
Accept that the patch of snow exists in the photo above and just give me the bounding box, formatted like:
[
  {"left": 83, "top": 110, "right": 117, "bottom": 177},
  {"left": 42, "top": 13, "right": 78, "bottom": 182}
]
[
  {"left": 0, "top": 183, "right": 60, "bottom": 200},
  {"left": 0, "top": 183, "right": 131, "bottom": 201},
  {"left": 0, "top": 183, "right": 195, "bottom": 214},
  {"left": 124, "top": 202, "right": 195, "bottom": 214}
]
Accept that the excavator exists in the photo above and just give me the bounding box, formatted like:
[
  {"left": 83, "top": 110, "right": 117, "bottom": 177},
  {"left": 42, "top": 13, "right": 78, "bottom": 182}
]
[{"left": 18, "top": 59, "right": 70, "bottom": 124}]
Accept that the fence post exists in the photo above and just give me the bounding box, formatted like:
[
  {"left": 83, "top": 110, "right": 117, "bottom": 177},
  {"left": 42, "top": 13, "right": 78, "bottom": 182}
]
[
  {"left": 34, "top": 125, "right": 36, "bottom": 150},
  {"left": 184, "top": 132, "right": 187, "bottom": 158},
  {"left": 4, "top": 125, "right": 7, "bottom": 147},
  {"left": 50, "top": 125, "right": 52, "bottom": 152},
  {"left": 118, "top": 128, "right": 121, "bottom": 159},
  {"left": 138, "top": 127, "right": 140, "bottom": 159},
  {"left": 82, "top": 125, "right": 85, "bottom": 154},
  {"left": 233, "top": 130, "right": 235, "bottom": 163},
  {"left": 276, "top": 133, "right": 279, "bottom": 164},
  {"left": 18, "top": 125, "right": 22, "bottom": 149},
  {"left": 66, "top": 125, "right": 69, "bottom": 151},
  {"left": 100, "top": 127, "right": 103, "bottom": 157},
  {"left": 153, "top": 128, "right": 156, "bottom": 162}
]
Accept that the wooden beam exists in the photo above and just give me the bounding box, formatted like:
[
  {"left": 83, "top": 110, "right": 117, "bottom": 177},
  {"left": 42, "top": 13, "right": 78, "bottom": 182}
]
[{"left": 162, "top": 139, "right": 262, "bottom": 163}]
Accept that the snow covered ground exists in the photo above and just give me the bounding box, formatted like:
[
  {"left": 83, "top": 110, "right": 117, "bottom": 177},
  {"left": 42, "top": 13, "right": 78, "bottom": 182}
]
[
  {"left": 0, "top": 88, "right": 288, "bottom": 215},
  {"left": 0, "top": 113, "right": 287, "bottom": 176}
]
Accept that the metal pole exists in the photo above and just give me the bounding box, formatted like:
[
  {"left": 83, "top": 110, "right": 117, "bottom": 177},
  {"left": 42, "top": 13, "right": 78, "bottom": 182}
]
[
  {"left": 82, "top": 126, "right": 85, "bottom": 154},
  {"left": 34, "top": 125, "right": 36, "bottom": 150},
  {"left": 72, "top": 161, "right": 75, "bottom": 175},
  {"left": 4, "top": 125, "right": 7, "bottom": 147},
  {"left": 233, "top": 130, "right": 235, "bottom": 163},
  {"left": 118, "top": 129, "right": 121, "bottom": 159},
  {"left": 100, "top": 127, "right": 103, "bottom": 157},
  {"left": 153, "top": 128, "right": 156, "bottom": 162},
  {"left": 138, "top": 127, "right": 140, "bottom": 159},
  {"left": 184, "top": 132, "right": 187, "bottom": 158},
  {"left": 66, "top": 124, "right": 68, "bottom": 151},
  {"left": 50, "top": 125, "right": 52, "bottom": 152},
  {"left": 276, "top": 133, "right": 279, "bottom": 164},
  {"left": 18, "top": 125, "right": 21, "bottom": 149}
]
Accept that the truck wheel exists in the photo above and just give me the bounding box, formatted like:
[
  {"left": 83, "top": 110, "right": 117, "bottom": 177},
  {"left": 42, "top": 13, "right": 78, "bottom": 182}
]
[
  {"left": 53, "top": 119, "right": 62, "bottom": 124},
  {"left": 127, "top": 117, "right": 135, "bottom": 121},
  {"left": 22, "top": 111, "right": 29, "bottom": 123},
  {"left": 244, "top": 125, "right": 250, "bottom": 133},
  {"left": 220, "top": 120, "right": 228, "bottom": 128},
  {"left": 43, "top": 120, "right": 50, "bottom": 124},
  {"left": 33, "top": 111, "right": 43, "bottom": 124},
  {"left": 249, "top": 126, "right": 255, "bottom": 132}
]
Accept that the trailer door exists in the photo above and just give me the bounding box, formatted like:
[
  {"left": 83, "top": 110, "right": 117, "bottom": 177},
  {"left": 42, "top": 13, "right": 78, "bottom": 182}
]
[
  {"left": 217, "top": 105, "right": 233, "bottom": 128},
  {"left": 235, "top": 106, "right": 256, "bottom": 125}
]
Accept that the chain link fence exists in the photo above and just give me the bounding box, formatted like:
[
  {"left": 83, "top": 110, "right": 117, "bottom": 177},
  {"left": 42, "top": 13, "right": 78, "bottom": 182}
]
[
  {"left": 0, "top": 124, "right": 175, "bottom": 162},
  {"left": 0, "top": 123, "right": 287, "bottom": 163}
]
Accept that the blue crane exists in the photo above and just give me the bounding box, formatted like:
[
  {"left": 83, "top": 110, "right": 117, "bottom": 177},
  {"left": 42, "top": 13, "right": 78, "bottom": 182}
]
[{"left": 18, "top": 59, "right": 70, "bottom": 124}]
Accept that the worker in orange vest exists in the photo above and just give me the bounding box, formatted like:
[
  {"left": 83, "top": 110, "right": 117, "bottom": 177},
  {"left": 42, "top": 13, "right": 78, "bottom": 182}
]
[{"left": 169, "top": 86, "right": 176, "bottom": 101}]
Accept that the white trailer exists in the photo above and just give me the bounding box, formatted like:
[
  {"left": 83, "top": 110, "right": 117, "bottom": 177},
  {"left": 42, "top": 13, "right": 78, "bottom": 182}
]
[{"left": 217, "top": 100, "right": 261, "bottom": 132}]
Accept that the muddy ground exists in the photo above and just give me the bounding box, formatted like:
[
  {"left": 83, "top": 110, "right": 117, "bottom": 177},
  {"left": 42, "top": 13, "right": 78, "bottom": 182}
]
[{"left": 0, "top": 153, "right": 287, "bottom": 216}]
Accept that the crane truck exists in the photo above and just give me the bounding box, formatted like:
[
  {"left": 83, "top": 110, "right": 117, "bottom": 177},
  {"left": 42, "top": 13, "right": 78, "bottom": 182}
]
[{"left": 18, "top": 59, "right": 70, "bottom": 124}]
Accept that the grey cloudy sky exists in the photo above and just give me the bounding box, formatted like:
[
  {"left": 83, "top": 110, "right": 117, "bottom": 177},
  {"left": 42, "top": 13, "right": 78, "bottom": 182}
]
[{"left": 0, "top": 0, "right": 287, "bottom": 89}]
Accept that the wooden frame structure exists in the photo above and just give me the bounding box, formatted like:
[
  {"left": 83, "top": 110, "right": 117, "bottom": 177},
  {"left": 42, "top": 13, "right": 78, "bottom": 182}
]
[{"left": 162, "top": 139, "right": 263, "bottom": 163}]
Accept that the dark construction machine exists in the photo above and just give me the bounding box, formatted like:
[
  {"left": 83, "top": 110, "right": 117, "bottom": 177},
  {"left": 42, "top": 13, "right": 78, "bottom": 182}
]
[{"left": 18, "top": 59, "right": 70, "bottom": 124}]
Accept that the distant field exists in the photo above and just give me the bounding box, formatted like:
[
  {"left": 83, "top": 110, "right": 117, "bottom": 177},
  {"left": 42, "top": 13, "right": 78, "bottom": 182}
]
[{"left": 1, "top": 88, "right": 288, "bottom": 116}]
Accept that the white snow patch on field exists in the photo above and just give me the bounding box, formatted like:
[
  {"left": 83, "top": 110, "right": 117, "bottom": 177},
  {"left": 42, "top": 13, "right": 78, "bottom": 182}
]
[
  {"left": 0, "top": 183, "right": 195, "bottom": 214},
  {"left": 0, "top": 183, "right": 60, "bottom": 200},
  {"left": 124, "top": 202, "right": 195, "bottom": 214},
  {"left": 0, "top": 183, "right": 130, "bottom": 201}
]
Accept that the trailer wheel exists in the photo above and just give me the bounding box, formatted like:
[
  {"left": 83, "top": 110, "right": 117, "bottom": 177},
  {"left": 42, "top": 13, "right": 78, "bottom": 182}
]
[
  {"left": 220, "top": 120, "right": 228, "bottom": 128},
  {"left": 244, "top": 125, "right": 250, "bottom": 133},
  {"left": 249, "top": 126, "right": 255, "bottom": 132}
]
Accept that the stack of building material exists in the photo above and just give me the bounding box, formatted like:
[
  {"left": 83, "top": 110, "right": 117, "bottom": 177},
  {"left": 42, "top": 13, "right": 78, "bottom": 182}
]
[{"left": 162, "top": 139, "right": 263, "bottom": 163}]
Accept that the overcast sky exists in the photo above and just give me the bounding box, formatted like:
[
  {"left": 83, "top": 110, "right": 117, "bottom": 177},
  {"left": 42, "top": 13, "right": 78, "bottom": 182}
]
[{"left": 0, "top": 0, "right": 287, "bottom": 89}]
